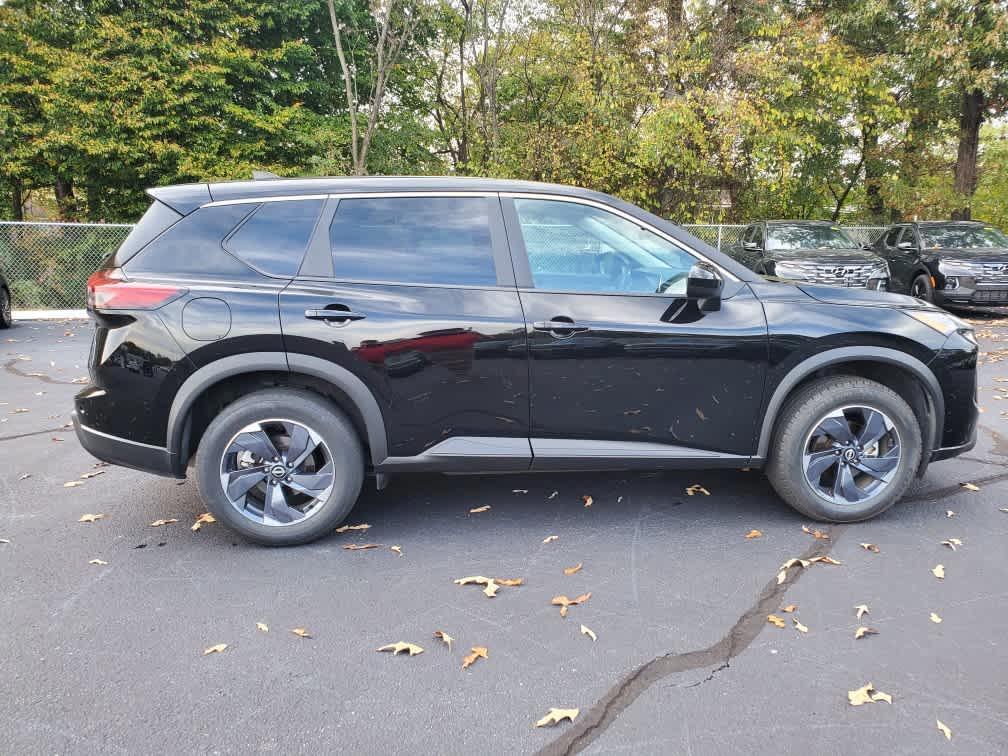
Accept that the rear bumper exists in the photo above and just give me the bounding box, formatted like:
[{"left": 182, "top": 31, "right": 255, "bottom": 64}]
[{"left": 72, "top": 412, "right": 182, "bottom": 478}]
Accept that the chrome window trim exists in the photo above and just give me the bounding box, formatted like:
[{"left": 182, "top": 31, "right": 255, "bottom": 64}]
[{"left": 203, "top": 194, "right": 329, "bottom": 207}]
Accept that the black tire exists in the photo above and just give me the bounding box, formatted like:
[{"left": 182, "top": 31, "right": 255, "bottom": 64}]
[
  {"left": 0, "top": 288, "right": 12, "bottom": 329},
  {"left": 766, "top": 376, "right": 922, "bottom": 523},
  {"left": 910, "top": 273, "right": 934, "bottom": 303},
  {"left": 195, "top": 388, "right": 364, "bottom": 546}
]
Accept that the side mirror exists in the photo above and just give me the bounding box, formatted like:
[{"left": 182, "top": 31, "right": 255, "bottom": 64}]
[
  {"left": 742, "top": 241, "right": 759, "bottom": 251},
  {"left": 686, "top": 262, "right": 723, "bottom": 310},
  {"left": 897, "top": 241, "right": 915, "bottom": 251}
]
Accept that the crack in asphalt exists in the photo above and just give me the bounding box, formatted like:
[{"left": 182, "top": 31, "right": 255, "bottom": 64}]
[
  {"left": 3, "top": 358, "right": 82, "bottom": 385},
  {"left": 536, "top": 532, "right": 836, "bottom": 756}
]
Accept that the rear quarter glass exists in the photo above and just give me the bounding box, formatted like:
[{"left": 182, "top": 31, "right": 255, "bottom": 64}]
[
  {"left": 112, "top": 200, "right": 183, "bottom": 266},
  {"left": 223, "top": 198, "right": 323, "bottom": 277}
]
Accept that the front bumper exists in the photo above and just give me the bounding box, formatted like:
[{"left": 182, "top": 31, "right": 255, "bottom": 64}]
[
  {"left": 934, "top": 284, "right": 1008, "bottom": 306},
  {"left": 72, "top": 412, "right": 182, "bottom": 478}
]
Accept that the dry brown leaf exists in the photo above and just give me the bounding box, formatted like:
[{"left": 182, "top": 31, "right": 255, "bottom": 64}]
[
  {"left": 535, "top": 708, "right": 579, "bottom": 728},
  {"left": 542, "top": 535, "right": 559, "bottom": 544},
  {"left": 780, "top": 604, "right": 797, "bottom": 613},
  {"left": 767, "top": 614, "right": 786, "bottom": 628},
  {"left": 390, "top": 545, "right": 403, "bottom": 557},
  {"left": 860, "top": 543, "right": 880, "bottom": 553},
  {"left": 256, "top": 622, "right": 269, "bottom": 633},
  {"left": 582, "top": 495, "right": 593, "bottom": 507},
  {"left": 191, "top": 512, "right": 216, "bottom": 531},
  {"left": 343, "top": 543, "right": 382, "bottom": 551},
  {"left": 580, "top": 624, "right": 597, "bottom": 641},
  {"left": 848, "top": 682, "right": 891, "bottom": 706},
  {"left": 936, "top": 719, "right": 952, "bottom": 740},
  {"left": 960, "top": 482, "right": 980, "bottom": 491},
  {"left": 150, "top": 518, "right": 178, "bottom": 527},
  {"left": 203, "top": 643, "right": 228, "bottom": 655},
  {"left": 855, "top": 626, "right": 879, "bottom": 640},
  {"left": 744, "top": 529, "right": 763, "bottom": 539},
  {"left": 335, "top": 523, "right": 371, "bottom": 533},
  {"left": 941, "top": 538, "right": 962, "bottom": 551},
  {"left": 462, "top": 646, "right": 487, "bottom": 669},
  {"left": 552, "top": 592, "right": 591, "bottom": 617},
  {"left": 809, "top": 556, "right": 842, "bottom": 565},
  {"left": 434, "top": 630, "right": 453, "bottom": 651},
  {"left": 793, "top": 618, "right": 809, "bottom": 633},
  {"left": 291, "top": 628, "right": 312, "bottom": 638},
  {"left": 563, "top": 562, "right": 583, "bottom": 576},
  {"left": 855, "top": 604, "right": 870, "bottom": 619},
  {"left": 802, "top": 524, "right": 830, "bottom": 540},
  {"left": 495, "top": 578, "right": 524, "bottom": 587},
  {"left": 63, "top": 481, "right": 84, "bottom": 488},
  {"left": 377, "top": 641, "right": 423, "bottom": 656},
  {"left": 932, "top": 564, "right": 945, "bottom": 579},
  {"left": 78, "top": 513, "right": 105, "bottom": 523},
  {"left": 80, "top": 470, "right": 105, "bottom": 479},
  {"left": 88, "top": 558, "right": 108, "bottom": 566},
  {"left": 469, "top": 505, "right": 491, "bottom": 514},
  {"left": 685, "top": 484, "right": 710, "bottom": 496},
  {"left": 930, "top": 612, "right": 942, "bottom": 624}
]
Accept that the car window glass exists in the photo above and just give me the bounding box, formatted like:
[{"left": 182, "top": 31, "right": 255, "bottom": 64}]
[
  {"left": 766, "top": 225, "right": 855, "bottom": 251},
  {"left": 920, "top": 225, "right": 1008, "bottom": 249},
  {"left": 897, "top": 227, "right": 916, "bottom": 248},
  {"left": 225, "top": 199, "right": 323, "bottom": 277},
  {"left": 884, "top": 227, "right": 901, "bottom": 246},
  {"left": 514, "top": 199, "right": 696, "bottom": 295},
  {"left": 329, "top": 197, "right": 497, "bottom": 286}
]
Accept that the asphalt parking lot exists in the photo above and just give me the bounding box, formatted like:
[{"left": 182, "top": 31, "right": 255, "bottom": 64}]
[{"left": 2, "top": 315, "right": 1007, "bottom": 755}]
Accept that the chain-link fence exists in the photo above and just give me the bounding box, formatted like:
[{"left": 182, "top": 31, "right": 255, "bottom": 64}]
[
  {"left": 0, "top": 219, "right": 888, "bottom": 310},
  {"left": 0, "top": 221, "right": 133, "bottom": 309}
]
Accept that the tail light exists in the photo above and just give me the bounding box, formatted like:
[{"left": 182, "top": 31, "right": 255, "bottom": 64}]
[{"left": 86, "top": 268, "right": 186, "bottom": 311}]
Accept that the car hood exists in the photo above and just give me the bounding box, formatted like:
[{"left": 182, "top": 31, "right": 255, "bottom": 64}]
[
  {"left": 769, "top": 248, "right": 883, "bottom": 264},
  {"left": 796, "top": 283, "right": 921, "bottom": 308},
  {"left": 927, "top": 247, "right": 1008, "bottom": 263}
]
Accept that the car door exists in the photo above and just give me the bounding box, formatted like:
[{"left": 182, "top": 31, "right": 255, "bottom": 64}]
[
  {"left": 501, "top": 194, "right": 768, "bottom": 468},
  {"left": 279, "top": 193, "right": 530, "bottom": 468},
  {"left": 878, "top": 225, "right": 911, "bottom": 292}
]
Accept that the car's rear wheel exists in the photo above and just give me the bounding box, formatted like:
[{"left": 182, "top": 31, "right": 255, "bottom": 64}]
[
  {"left": 910, "top": 273, "right": 934, "bottom": 303},
  {"left": 195, "top": 389, "right": 364, "bottom": 545},
  {"left": 0, "top": 288, "right": 12, "bottom": 328},
  {"left": 766, "top": 376, "right": 922, "bottom": 522}
]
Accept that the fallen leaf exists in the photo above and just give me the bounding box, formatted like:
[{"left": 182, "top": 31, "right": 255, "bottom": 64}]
[
  {"left": 13, "top": 408, "right": 30, "bottom": 413},
  {"left": 855, "top": 604, "right": 870, "bottom": 619},
  {"left": 256, "top": 622, "right": 269, "bottom": 632},
  {"left": 582, "top": 495, "right": 593, "bottom": 507},
  {"left": 802, "top": 524, "right": 830, "bottom": 540},
  {"left": 291, "top": 628, "right": 312, "bottom": 638},
  {"left": 191, "top": 512, "right": 216, "bottom": 531},
  {"left": 542, "top": 535, "right": 559, "bottom": 544},
  {"left": 18, "top": 473, "right": 30, "bottom": 481},
  {"left": 552, "top": 592, "right": 591, "bottom": 617},
  {"left": 80, "top": 470, "right": 105, "bottom": 479},
  {"left": 390, "top": 545, "right": 403, "bottom": 557},
  {"left": 1000, "top": 508, "right": 1008, "bottom": 513},
  {"left": 745, "top": 529, "right": 763, "bottom": 539},
  {"left": 535, "top": 708, "right": 579, "bottom": 728},
  {"left": 335, "top": 523, "right": 371, "bottom": 533},
  {"left": 809, "top": 556, "right": 842, "bottom": 565},
  {"left": 580, "top": 624, "right": 597, "bottom": 641},
  {"left": 343, "top": 543, "right": 382, "bottom": 551},
  {"left": 150, "top": 518, "right": 178, "bottom": 527},
  {"left": 377, "top": 641, "right": 423, "bottom": 656},
  {"left": 63, "top": 481, "right": 84, "bottom": 488},
  {"left": 936, "top": 719, "right": 952, "bottom": 740},
  {"left": 548, "top": 491, "right": 558, "bottom": 499},
  {"left": 932, "top": 564, "right": 945, "bottom": 579},
  {"left": 88, "top": 559, "right": 108, "bottom": 566},
  {"left": 685, "top": 484, "right": 710, "bottom": 496},
  {"left": 203, "top": 643, "right": 228, "bottom": 655},
  {"left": 78, "top": 513, "right": 105, "bottom": 523},
  {"left": 941, "top": 538, "right": 962, "bottom": 551},
  {"left": 793, "top": 618, "right": 809, "bottom": 633},
  {"left": 495, "top": 578, "right": 524, "bottom": 587},
  {"left": 767, "top": 614, "right": 786, "bottom": 628},
  {"left": 946, "top": 510, "right": 956, "bottom": 518},
  {"left": 780, "top": 604, "right": 797, "bottom": 613},
  {"left": 860, "top": 543, "right": 880, "bottom": 553},
  {"left": 563, "top": 562, "right": 583, "bottom": 576},
  {"left": 960, "top": 482, "right": 979, "bottom": 491},
  {"left": 0, "top": 538, "right": 9, "bottom": 544},
  {"left": 848, "top": 682, "right": 892, "bottom": 706},
  {"left": 695, "top": 407, "right": 707, "bottom": 421},
  {"left": 930, "top": 612, "right": 942, "bottom": 624},
  {"left": 461, "top": 645, "right": 488, "bottom": 669},
  {"left": 512, "top": 489, "right": 528, "bottom": 494},
  {"left": 434, "top": 630, "right": 453, "bottom": 651},
  {"left": 855, "top": 626, "right": 879, "bottom": 639},
  {"left": 469, "top": 505, "right": 491, "bottom": 514},
  {"left": 454, "top": 575, "right": 522, "bottom": 598}
]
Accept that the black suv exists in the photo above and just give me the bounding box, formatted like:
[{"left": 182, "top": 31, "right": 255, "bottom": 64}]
[
  {"left": 873, "top": 221, "right": 1008, "bottom": 307},
  {"left": 73, "top": 178, "right": 978, "bottom": 545},
  {"left": 0, "top": 262, "right": 11, "bottom": 328},
  {"left": 730, "top": 220, "right": 890, "bottom": 290}
]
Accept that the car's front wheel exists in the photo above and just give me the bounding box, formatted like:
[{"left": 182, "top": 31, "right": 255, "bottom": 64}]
[
  {"left": 195, "top": 388, "right": 365, "bottom": 545},
  {"left": 766, "top": 376, "right": 922, "bottom": 522},
  {"left": 910, "top": 273, "right": 934, "bottom": 303},
  {"left": 0, "top": 288, "right": 12, "bottom": 329}
]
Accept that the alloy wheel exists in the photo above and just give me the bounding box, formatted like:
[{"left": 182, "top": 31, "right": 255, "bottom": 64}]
[
  {"left": 218, "top": 419, "right": 335, "bottom": 526},
  {"left": 802, "top": 405, "right": 902, "bottom": 505},
  {"left": 911, "top": 278, "right": 929, "bottom": 300},
  {"left": 0, "top": 289, "right": 10, "bottom": 325}
]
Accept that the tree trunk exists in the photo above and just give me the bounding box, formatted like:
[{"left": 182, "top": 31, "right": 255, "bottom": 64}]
[
  {"left": 951, "top": 88, "right": 984, "bottom": 221},
  {"left": 54, "top": 176, "right": 77, "bottom": 221},
  {"left": 10, "top": 178, "right": 24, "bottom": 221},
  {"left": 862, "top": 125, "right": 885, "bottom": 221}
]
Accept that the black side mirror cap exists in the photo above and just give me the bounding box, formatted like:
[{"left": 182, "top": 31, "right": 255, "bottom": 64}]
[{"left": 686, "top": 262, "right": 723, "bottom": 309}]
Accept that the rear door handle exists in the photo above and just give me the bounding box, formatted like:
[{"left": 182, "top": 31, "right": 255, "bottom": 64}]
[
  {"left": 304, "top": 308, "right": 366, "bottom": 323},
  {"left": 532, "top": 318, "right": 588, "bottom": 335}
]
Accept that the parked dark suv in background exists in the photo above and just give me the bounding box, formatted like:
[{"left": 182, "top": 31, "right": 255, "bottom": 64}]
[
  {"left": 74, "top": 177, "right": 978, "bottom": 545},
  {"left": 0, "top": 263, "right": 11, "bottom": 328},
  {"left": 873, "top": 221, "right": 1008, "bottom": 307},
  {"left": 730, "top": 220, "right": 890, "bottom": 290}
]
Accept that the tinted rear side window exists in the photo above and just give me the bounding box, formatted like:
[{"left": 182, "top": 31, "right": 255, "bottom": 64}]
[
  {"left": 126, "top": 204, "right": 258, "bottom": 278},
  {"left": 224, "top": 199, "right": 323, "bottom": 277},
  {"left": 114, "top": 200, "right": 182, "bottom": 264},
  {"left": 329, "top": 197, "right": 497, "bottom": 286}
]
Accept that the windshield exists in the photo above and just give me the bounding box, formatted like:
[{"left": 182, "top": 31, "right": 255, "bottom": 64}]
[
  {"left": 921, "top": 225, "right": 1008, "bottom": 249},
  {"left": 766, "top": 225, "right": 855, "bottom": 251}
]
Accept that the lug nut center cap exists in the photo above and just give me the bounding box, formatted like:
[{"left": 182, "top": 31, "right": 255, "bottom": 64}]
[
  {"left": 842, "top": 448, "right": 857, "bottom": 463},
  {"left": 270, "top": 464, "right": 287, "bottom": 479}
]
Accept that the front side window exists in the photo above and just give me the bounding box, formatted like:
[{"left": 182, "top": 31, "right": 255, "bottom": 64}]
[
  {"left": 921, "top": 224, "right": 1008, "bottom": 249},
  {"left": 225, "top": 199, "right": 323, "bottom": 277},
  {"left": 884, "top": 227, "right": 901, "bottom": 247},
  {"left": 328, "top": 196, "right": 497, "bottom": 286},
  {"left": 766, "top": 225, "right": 856, "bottom": 251},
  {"left": 514, "top": 199, "right": 696, "bottom": 295}
]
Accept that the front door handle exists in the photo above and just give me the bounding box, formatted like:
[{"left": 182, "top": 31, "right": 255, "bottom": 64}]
[
  {"left": 304, "top": 308, "right": 366, "bottom": 323},
  {"left": 532, "top": 318, "right": 588, "bottom": 336}
]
